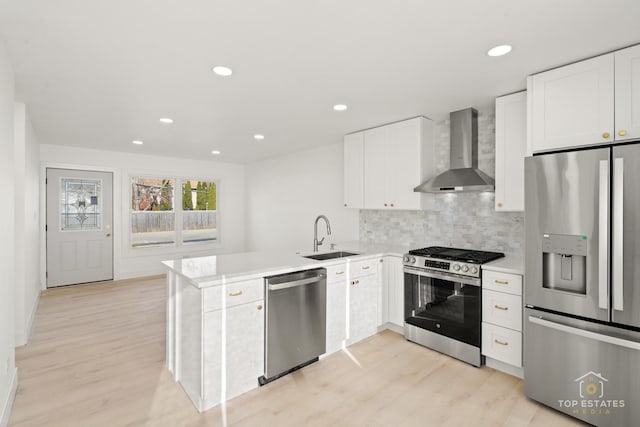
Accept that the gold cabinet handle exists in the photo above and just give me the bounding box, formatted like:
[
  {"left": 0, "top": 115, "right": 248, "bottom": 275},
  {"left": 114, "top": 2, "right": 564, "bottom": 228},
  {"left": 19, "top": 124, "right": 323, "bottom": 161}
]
[
  {"left": 257, "top": 304, "right": 263, "bottom": 310},
  {"left": 494, "top": 339, "right": 509, "bottom": 346},
  {"left": 344, "top": 203, "right": 347, "bottom": 207},
  {"left": 384, "top": 203, "right": 388, "bottom": 207},
  {"left": 335, "top": 271, "right": 345, "bottom": 275},
  {"left": 390, "top": 203, "right": 394, "bottom": 207},
  {"left": 495, "top": 280, "right": 509, "bottom": 285},
  {"left": 494, "top": 305, "right": 509, "bottom": 311},
  {"left": 106, "top": 233, "right": 112, "bottom": 237},
  {"left": 228, "top": 290, "right": 243, "bottom": 297},
  {"left": 362, "top": 266, "right": 370, "bottom": 270},
  {"left": 619, "top": 130, "right": 627, "bottom": 137},
  {"left": 497, "top": 202, "right": 503, "bottom": 208},
  {"left": 351, "top": 280, "right": 360, "bottom": 285},
  {"left": 379, "top": 259, "right": 383, "bottom": 263},
  {"left": 602, "top": 132, "right": 610, "bottom": 139}
]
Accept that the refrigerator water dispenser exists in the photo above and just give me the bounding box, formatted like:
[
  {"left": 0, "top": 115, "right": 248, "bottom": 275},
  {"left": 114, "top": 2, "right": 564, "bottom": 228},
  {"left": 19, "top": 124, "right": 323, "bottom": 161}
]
[{"left": 542, "top": 234, "right": 587, "bottom": 295}]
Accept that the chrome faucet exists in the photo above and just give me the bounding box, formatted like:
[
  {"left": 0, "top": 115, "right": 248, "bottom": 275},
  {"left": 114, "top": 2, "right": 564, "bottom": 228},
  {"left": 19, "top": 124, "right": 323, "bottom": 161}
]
[{"left": 313, "top": 215, "right": 332, "bottom": 252}]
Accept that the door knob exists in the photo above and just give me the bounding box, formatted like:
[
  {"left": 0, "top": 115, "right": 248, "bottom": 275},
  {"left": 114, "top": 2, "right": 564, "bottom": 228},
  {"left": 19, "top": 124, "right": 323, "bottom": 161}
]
[
  {"left": 602, "top": 132, "right": 610, "bottom": 139},
  {"left": 619, "top": 130, "right": 627, "bottom": 137}
]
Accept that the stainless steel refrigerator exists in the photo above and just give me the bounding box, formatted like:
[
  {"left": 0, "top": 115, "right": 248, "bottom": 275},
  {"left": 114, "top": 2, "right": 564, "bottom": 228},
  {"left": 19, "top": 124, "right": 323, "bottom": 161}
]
[{"left": 524, "top": 145, "right": 640, "bottom": 426}]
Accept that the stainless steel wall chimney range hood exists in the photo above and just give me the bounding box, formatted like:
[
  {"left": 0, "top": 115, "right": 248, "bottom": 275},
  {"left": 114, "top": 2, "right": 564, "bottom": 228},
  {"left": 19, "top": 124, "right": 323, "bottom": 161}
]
[{"left": 414, "top": 108, "right": 494, "bottom": 193}]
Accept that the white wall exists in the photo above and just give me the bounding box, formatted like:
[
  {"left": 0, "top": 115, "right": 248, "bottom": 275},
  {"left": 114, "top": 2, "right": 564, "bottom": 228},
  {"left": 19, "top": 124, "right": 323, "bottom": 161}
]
[
  {"left": 245, "top": 142, "right": 359, "bottom": 252},
  {"left": 0, "top": 40, "right": 17, "bottom": 427},
  {"left": 14, "top": 103, "right": 41, "bottom": 346},
  {"left": 40, "top": 145, "right": 246, "bottom": 281}
]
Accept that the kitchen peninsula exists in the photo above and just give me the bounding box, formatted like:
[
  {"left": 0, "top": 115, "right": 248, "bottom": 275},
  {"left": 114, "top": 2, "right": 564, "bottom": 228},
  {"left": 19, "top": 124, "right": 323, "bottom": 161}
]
[{"left": 162, "top": 243, "right": 408, "bottom": 412}]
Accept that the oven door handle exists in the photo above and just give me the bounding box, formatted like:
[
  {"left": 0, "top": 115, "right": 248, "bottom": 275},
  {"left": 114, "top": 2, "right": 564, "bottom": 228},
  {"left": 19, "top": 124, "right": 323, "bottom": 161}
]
[{"left": 403, "top": 266, "right": 481, "bottom": 287}]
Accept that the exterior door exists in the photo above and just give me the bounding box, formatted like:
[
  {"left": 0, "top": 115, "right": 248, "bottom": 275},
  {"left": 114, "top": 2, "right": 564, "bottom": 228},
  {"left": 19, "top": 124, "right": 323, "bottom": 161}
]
[
  {"left": 524, "top": 148, "right": 610, "bottom": 321},
  {"left": 46, "top": 168, "right": 113, "bottom": 287},
  {"left": 612, "top": 144, "right": 640, "bottom": 328}
]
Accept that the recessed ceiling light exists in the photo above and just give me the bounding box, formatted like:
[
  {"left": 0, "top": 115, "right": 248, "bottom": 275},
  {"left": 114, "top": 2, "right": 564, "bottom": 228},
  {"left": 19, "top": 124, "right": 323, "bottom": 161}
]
[
  {"left": 254, "top": 134, "right": 265, "bottom": 140},
  {"left": 159, "top": 117, "right": 173, "bottom": 124},
  {"left": 211, "top": 150, "right": 221, "bottom": 155},
  {"left": 487, "top": 45, "right": 512, "bottom": 57},
  {"left": 333, "top": 104, "right": 348, "bottom": 111},
  {"left": 212, "top": 66, "right": 233, "bottom": 76},
  {"left": 132, "top": 140, "right": 144, "bottom": 145}
]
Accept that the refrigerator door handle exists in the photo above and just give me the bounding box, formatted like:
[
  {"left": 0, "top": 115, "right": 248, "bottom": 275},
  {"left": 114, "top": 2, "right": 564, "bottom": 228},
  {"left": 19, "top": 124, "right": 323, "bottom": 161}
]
[
  {"left": 613, "top": 157, "right": 624, "bottom": 311},
  {"left": 528, "top": 316, "right": 640, "bottom": 350},
  {"left": 598, "top": 160, "right": 609, "bottom": 310}
]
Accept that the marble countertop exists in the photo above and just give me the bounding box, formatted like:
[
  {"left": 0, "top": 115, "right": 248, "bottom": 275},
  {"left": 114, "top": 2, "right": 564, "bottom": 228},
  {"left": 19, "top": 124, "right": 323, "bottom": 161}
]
[
  {"left": 481, "top": 253, "right": 524, "bottom": 275},
  {"left": 162, "top": 241, "right": 410, "bottom": 288}
]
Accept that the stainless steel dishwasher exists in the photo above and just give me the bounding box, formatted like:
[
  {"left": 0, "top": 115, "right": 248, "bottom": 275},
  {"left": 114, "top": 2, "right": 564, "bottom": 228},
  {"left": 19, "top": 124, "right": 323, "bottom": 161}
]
[{"left": 260, "top": 268, "right": 326, "bottom": 385}]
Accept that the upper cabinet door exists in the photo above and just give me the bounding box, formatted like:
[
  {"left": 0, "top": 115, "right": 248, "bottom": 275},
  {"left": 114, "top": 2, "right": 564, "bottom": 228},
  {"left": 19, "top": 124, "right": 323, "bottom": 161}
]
[
  {"left": 529, "top": 53, "right": 614, "bottom": 153},
  {"left": 615, "top": 44, "right": 640, "bottom": 142},
  {"left": 386, "top": 118, "right": 423, "bottom": 209},
  {"left": 343, "top": 132, "right": 364, "bottom": 209},
  {"left": 495, "top": 91, "right": 527, "bottom": 212},
  {"left": 363, "top": 126, "right": 388, "bottom": 209}
]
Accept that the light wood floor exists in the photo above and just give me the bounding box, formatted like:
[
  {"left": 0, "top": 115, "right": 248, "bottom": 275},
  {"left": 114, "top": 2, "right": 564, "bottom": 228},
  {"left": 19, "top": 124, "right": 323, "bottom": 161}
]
[{"left": 9, "top": 277, "right": 584, "bottom": 427}]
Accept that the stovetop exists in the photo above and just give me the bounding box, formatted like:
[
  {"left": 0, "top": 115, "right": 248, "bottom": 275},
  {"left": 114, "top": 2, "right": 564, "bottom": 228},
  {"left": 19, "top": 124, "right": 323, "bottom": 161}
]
[
  {"left": 408, "top": 246, "right": 505, "bottom": 264},
  {"left": 404, "top": 246, "right": 505, "bottom": 278}
]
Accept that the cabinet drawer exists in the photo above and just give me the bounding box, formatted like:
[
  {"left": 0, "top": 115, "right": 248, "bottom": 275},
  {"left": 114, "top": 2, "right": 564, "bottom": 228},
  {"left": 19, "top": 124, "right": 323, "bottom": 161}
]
[
  {"left": 204, "top": 278, "right": 264, "bottom": 312},
  {"left": 482, "top": 270, "right": 522, "bottom": 295},
  {"left": 326, "top": 263, "right": 348, "bottom": 283},
  {"left": 482, "top": 289, "right": 522, "bottom": 331},
  {"left": 482, "top": 323, "right": 522, "bottom": 367},
  {"left": 350, "top": 258, "right": 379, "bottom": 278}
]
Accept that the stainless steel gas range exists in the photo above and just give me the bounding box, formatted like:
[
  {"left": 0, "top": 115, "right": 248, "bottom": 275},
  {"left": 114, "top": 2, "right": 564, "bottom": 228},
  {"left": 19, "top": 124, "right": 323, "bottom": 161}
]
[{"left": 403, "top": 246, "right": 504, "bottom": 366}]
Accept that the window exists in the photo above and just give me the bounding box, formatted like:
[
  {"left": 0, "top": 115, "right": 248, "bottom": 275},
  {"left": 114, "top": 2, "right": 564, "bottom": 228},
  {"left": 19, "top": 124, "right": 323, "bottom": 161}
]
[
  {"left": 131, "top": 178, "right": 175, "bottom": 247},
  {"left": 130, "top": 177, "right": 219, "bottom": 248},
  {"left": 181, "top": 180, "right": 217, "bottom": 244}
]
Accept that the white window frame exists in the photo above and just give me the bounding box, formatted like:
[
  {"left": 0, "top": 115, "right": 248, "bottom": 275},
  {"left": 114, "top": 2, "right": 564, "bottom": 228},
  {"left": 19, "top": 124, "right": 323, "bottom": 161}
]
[{"left": 127, "top": 175, "right": 222, "bottom": 253}]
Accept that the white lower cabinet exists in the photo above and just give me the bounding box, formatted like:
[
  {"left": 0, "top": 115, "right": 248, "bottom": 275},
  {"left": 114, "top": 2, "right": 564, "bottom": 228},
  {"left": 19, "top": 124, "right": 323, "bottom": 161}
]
[
  {"left": 481, "top": 269, "right": 523, "bottom": 373},
  {"left": 325, "top": 263, "right": 348, "bottom": 355},
  {"left": 347, "top": 259, "right": 379, "bottom": 345},
  {"left": 482, "top": 323, "right": 522, "bottom": 367},
  {"left": 203, "top": 300, "right": 264, "bottom": 409},
  {"left": 385, "top": 256, "right": 405, "bottom": 327}
]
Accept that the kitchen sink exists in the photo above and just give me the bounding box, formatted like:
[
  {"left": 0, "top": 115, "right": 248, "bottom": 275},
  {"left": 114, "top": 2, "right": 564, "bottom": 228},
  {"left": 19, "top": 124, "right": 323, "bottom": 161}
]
[{"left": 303, "top": 251, "right": 359, "bottom": 261}]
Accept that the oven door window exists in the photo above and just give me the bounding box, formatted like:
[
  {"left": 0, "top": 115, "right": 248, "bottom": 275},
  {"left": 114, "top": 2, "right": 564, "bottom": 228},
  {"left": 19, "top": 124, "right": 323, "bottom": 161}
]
[{"left": 404, "top": 272, "right": 480, "bottom": 346}]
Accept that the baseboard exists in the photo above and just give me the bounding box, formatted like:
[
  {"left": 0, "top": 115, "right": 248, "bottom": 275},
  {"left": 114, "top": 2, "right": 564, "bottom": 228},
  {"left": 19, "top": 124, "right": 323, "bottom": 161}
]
[
  {"left": 379, "top": 322, "right": 404, "bottom": 335},
  {"left": 115, "top": 271, "right": 166, "bottom": 281},
  {"left": 0, "top": 368, "right": 18, "bottom": 427},
  {"left": 26, "top": 291, "right": 40, "bottom": 341},
  {"left": 485, "top": 356, "right": 524, "bottom": 379},
  {"left": 15, "top": 290, "right": 41, "bottom": 347}
]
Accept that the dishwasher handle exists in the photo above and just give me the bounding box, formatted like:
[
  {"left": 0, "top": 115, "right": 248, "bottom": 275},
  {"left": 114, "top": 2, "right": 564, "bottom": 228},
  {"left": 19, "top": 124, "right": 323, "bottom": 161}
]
[{"left": 267, "top": 274, "right": 325, "bottom": 291}]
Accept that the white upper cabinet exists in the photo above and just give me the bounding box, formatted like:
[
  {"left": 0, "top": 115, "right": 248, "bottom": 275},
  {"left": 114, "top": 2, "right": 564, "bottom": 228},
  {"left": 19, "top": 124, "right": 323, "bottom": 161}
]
[
  {"left": 528, "top": 44, "right": 640, "bottom": 153},
  {"left": 348, "top": 116, "right": 433, "bottom": 210},
  {"left": 362, "top": 125, "right": 388, "bottom": 209},
  {"left": 343, "top": 132, "right": 364, "bottom": 208},
  {"left": 495, "top": 91, "right": 527, "bottom": 212},
  {"left": 615, "top": 44, "right": 640, "bottom": 142},
  {"left": 528, "top": 53, "right": 615, "bottom": 153}
]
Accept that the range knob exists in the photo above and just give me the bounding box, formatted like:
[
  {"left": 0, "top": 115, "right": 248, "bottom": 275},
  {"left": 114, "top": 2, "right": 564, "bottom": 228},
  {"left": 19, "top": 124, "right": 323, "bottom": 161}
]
[
  {"left": 410, "top": 256, "right": 416, "bottom": 264},
  {"left": 452, "top": 264, "right": 461, "bottom": 271},
  {"left": 461, "top": 265, "right": 469, "bottom": 273},
  {"left": 403, "top": 255, "right": 410, "bottom": 263},
  {"left": 470, "top": 266, "right": 478, "bottom": 274}
]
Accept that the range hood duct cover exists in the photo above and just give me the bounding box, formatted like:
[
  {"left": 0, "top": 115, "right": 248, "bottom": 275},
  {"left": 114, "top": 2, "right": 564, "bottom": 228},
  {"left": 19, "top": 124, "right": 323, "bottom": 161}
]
[{"left": 414, "top": 108, "right": 495, "bottom": 193}]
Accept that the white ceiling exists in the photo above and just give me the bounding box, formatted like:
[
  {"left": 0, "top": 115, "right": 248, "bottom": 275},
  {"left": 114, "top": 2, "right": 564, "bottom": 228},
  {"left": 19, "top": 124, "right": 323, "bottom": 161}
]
[{"left": 1, "top": 0, "right": 639, "bottom": 164}]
